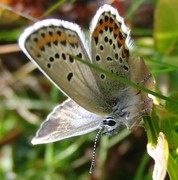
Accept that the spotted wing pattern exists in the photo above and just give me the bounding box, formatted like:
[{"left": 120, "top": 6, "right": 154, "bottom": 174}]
[{"left": 90, "top": 4, "right": 133, "bottom": 104}]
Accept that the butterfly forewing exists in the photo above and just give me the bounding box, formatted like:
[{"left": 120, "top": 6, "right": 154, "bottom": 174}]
[
  {"left": 90, "top": 5, "right": 132, "bottom": 104},
  {"left": 19, "top": 19, "right": 111, "bottom": 114}
]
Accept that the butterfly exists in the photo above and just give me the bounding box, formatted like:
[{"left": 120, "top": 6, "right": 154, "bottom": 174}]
[{"left": 19, "top": 4, "right": 154, "bottom": 172}]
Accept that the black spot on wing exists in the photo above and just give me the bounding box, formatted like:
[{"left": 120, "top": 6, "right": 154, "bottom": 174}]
[{"left": 67, "top": 72, "right": 73, "bottom": 81}]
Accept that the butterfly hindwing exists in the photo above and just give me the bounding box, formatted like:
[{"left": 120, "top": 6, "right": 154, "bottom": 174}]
[{"left": 32, "top": 99, "right": 104, "bottom": 144}]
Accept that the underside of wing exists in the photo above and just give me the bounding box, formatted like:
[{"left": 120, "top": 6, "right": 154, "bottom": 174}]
[
  {"left": 31, "top": 99, "right": 104, "bottom": 144},
  {"left": 90, "top": 4, "right": 132, "bottom": 104},
  {"left": 19, "top": 19, "right": 111, "bottom": 114},
  {"left": 129, "top": 57, "right": 155, "bottom": 115}
]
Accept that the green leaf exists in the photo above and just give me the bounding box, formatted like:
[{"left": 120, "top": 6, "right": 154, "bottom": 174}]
[
  {"left": 160, "top": 92, "right": 178, "bottom": 148},
  {"left": 167, "top": 153, "right": 178, "bottom": 180},
  {"left": 154, "top": 0, "right": 178, "bottom": 54},
  {"left": 158, "top": 92, "right": 178, "bottom": 179},
  {"left": 144, "top": 107, "right": 160, "bottom": 145}
]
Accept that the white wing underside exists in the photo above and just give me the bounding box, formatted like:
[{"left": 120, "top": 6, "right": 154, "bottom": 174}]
[
  {"left": 18, "top": 19, "right": 112, "bottom": 115},
  {"left": 31, "top": 99, "right": 103, "bottom": 144}
]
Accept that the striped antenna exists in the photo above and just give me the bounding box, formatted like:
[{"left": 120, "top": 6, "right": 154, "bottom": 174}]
[{"left": 89, "top": 127, "right": 104, "bottom": 174}]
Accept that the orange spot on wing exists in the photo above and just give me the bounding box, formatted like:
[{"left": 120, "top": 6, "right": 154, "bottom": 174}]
[
  {"left": 93, "top": 28, "right": 99, "bottom": 38},
  {"left": 57, "top": 32, "right": 66, "bottom": 42},
  {"left": 35, "top": 40, "right": 46, "bottom": 50},
  {"left": 32, "top": 50, "right": 40, "bottom": 58},
  {"left": 67, "top": 35, "right": 78, "bottom": 44},
  {"left": 117, "top": 31, "right": 125, "bottom": 46},
  {"left": 34, "top": 35, "right": 51, "bottom": 49},
  {"left": 50, "top": 33, "right": 58, "bottom": 43},
  {"left": 93, "top": 20, "right": 116, "bottom": 38},
  {"left": 114, "top": 27, "right": 119, "bottom": 35},
  {"left": 44, "top": 36, "right": 51, "bottom": 43},
  {"left": 108, "top": 21, "right": 114, "bottom": 29},
  {"left": 93, "top": 24, "right": 104, "bottom": 38}
]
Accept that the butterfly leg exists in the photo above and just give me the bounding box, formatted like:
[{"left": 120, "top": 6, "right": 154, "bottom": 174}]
[
  {"left": 136, "top": 73, "right": 152, "bottom": 85},
  {"left": 121, "top": 73, "right": 153, "bottom": 93},
  {"left": 125, "top": 107, "right": 153, "bottom": 129}
]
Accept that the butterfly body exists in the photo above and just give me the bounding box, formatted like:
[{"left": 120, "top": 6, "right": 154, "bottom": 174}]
[{"left": 19, "top": 4, "right": 153, "bottom": 145}]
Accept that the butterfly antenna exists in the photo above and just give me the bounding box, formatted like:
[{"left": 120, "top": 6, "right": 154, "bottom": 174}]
[{"left": 89, "top": 127, "right": 104, "bottom": 174}]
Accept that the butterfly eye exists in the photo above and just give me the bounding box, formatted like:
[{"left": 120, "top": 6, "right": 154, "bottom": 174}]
[
  {"left": 103, "top": 119, "right": 116, "bottom": 126},
  {"left": 108, "top": 120, "right": 116, "bottom": 126}
]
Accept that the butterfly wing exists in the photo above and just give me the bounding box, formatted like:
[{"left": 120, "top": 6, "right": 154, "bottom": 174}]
[
  {"left": 19, "top": 19, "right": 111, "bottom": 114},
  {"left": 129, "top": 57, "right": 154, "bottom": 114},
  {"left": 90, "top": 5, "right": 154, "bottom": 130},
  {"left": 31, "top": 99, "right": 103, "bottom": 144},
  {"left": 90, "top": 4, "right": 132, "bottom": 104}
]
